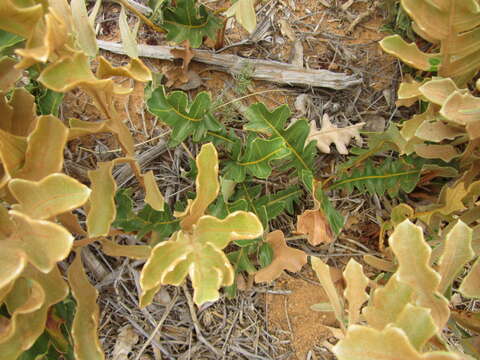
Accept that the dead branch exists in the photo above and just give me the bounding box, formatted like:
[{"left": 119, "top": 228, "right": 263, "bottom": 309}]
[{"left": 97, "top": 40, "right": 362, "bottom": 90}]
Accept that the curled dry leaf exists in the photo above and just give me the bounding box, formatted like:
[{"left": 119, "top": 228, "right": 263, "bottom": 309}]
[
  {"left": 297, "top": 208, "right": 334, "bottom": 246},
  {"left": 254, "top": 230, "right": 307, "bottom": 282},
  {"left": 163, "top": 41, "right": 198, "bottom": 88},
  {"left": 225, "top": 0, "right": 257, "bottom": 34},
  {"left": 308, "top": 114, "right": 364, "bottom": 155},
  {"left": 112, "top": 325, "right": 139, "bottom": 360}
]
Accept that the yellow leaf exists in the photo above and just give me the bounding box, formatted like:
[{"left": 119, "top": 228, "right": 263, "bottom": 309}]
[
  {"left": 389, "top": 220, "right": 450, "bottom": 329},
  {"left": 96, "top": 56, "right": 151, "bottom": 82},
  {"left": 9, "top": 173, "right": 91, "bottom": 220},
  {"left": 225, "top": 0, "right": 257, "bottom": 34},
  {"left": 418, "top": 181, "right": 467, "bottom": 224},
  {"left": 0, "top": 57, "right": 22, "bottom": 92},
  {"left": 15, "top": 115, "right": 68, "bottom": 181},
  {"left": 0, "top": 0, "right": 43, "bottom": 38},
  {"left": 394, "top": 303, "right": 437, "bottom": 350},
  {"left": 68, "top": 250, "right": 105, "bottom": 360},
  {"left": 179, "top": 143, "right": 220, "bottom": 230},
  {"left": 0, "top": 88, "right": 37, "bottom": 137},
  {"left": 8, "top": 210, "right": 73, "bottom": 273},
  {"left": 363, "top": 276, "right": 413, "bottom": 330},
  {"left": 15, "top": 9, "right": 69, "bottom": 68},
  {"left": 141, "top": 211, "right": 262, "bottom": 306},
  {"left": 70, "top": 0, "right": 98, "bottom": 57},
  {"left": 87, "top": 161, "right": 116, "bottom": 237},
  {"left": 100, "top": 238, "right": 151, "bottom": 260},
  {"left": 143, "top": 170, "right": 164, "bottom": 211},
  {"left": 333, "top": 325, "right": 460, "bottom": 360},
  {"left": 254, "top": 230, "right": 307, "bottom": 283},
  {"left": 437, "top": 221, "right": 474, "bottom": 294},
  {"left": 311, "top": 256, "right": 345, "bottom": 331},
  {"left": 460, "top": 258, "right": 480, "bottom": 298},
  {"left": 0, "top": 265, "right": 68, "bottom": 360},
  {"left": 343, "top": 259, "right": 369, "bottom": 326},
  {"left": 119, "top": 4, "right": 139, "bottom": 58}
]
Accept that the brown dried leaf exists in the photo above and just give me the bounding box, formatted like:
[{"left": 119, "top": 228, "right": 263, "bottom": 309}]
[
  {"left": 297, "top": 208, "right": 333, "bottom": 246},
  {"left": 308, "top": 114, "right": 364, "bottom": 154},
  {"left": 254, "top": 230, "right": 307, "bottom": 282},
  {"left": 0, "top": 57, "right": 22, "bottom": 92},
  {"left": 112, "top": 325, "right": 139, "bottom": 360}
]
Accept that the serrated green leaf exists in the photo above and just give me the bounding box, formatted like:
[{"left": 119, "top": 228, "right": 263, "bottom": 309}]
[
  {"left": 330, "top": 157, "right": 422, "bottom": 197},
  {"left": 162, "top": 0, "right": 222, "bottom": 48},
  {"left": 147, "top": 86, "right": 222, "bottom": 146},
  {"left": 112, "top": 189, "right": 179, "bottom": 241},
  {"left": 224, "top": 136, "right": 291, "bottom": 182},
  {"left": 244, "top": 103, "right": 316, "bottom": 175}
]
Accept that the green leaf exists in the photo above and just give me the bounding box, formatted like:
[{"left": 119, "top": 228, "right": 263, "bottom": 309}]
[
  {"left": 244, "top": 103, "right": 316, "bottom": 175},
  {"left": 258, "top": 242, "right": 273, "bottom": 268},
  {"left": 315, "top": 187, "right": 344, "bottom": 236},
  {"left": 224, "top": 136, "right": 291, "bottom": 182},
  {"left": 147, "top": 86, "right": 223, "bottom": 146},
  {"left": 37, "top": 89, "right": 64, "bottom": 116},
  {"left": 112, "top": 189, "right": 179, "bottom": 241},
  {"left": 0, "top": 29, "right": 23, "bottom": 54},
  {"left": 162, "top": 0, "right": 222, "bottom": 48},
  {"left": 330, "top": 157, "right": 422, "bottom": 197},
  {"left": 234, "top": 183, "right": 302, "bottom": 228}
]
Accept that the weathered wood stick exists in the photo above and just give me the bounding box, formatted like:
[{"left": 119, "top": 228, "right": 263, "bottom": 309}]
[{"left": 97, "top": 40, "right": 362, "bottom": 90}]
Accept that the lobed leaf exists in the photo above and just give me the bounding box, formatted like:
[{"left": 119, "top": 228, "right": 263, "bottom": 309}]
[
  {"left": 0, "top": 266, "right": 68, "bottom": 360},
  {"left": 245, "top": 103, "right": 316, "bottom": 176},
  {"left": 141, "top": 211, "right": 263, "bottom": 305},
  {"left": 224, "top": 136, "right": 291, "bottom": 182},
  {"left": 363, "top": 276, "right": 413, "bottom": 330},
  {"left": 162, "top": 0, "right": 222, "bottom": 48},
  {"left": 254, "top": 230, "right": 307, "bottom": 283},
  {"left": 147, "top": 86, "right": 222, "bottom": 147},
  {"left": 9, "top": 173, "right": 91, "bottom": 220},
  {"left": 333, "top": 325, "right": 460, "bottom": 360},
  {"left": 389, "top": 220, "right": 450, "bottom": 329},
  {"left": 308, "top": 114, "right": 364, "bottom": 155}
]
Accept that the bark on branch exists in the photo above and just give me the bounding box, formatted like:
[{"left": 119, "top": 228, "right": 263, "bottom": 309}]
[{"left": 97, "top": 40, "right": 362, "bottom": 90}]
